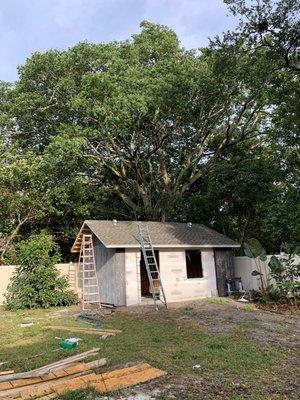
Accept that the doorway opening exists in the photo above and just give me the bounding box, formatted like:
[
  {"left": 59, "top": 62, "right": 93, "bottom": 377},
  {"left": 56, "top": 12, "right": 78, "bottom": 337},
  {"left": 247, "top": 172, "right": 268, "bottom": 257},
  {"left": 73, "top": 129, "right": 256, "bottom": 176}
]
[{"left": 140, "top": 250, "right": 160, "bottom": 297}]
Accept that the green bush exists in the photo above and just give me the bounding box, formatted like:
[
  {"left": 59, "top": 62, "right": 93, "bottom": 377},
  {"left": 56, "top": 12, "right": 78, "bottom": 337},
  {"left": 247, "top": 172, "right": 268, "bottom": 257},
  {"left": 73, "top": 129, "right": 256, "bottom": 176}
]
[
  {"left": 268, "top": 244, "right": 300, "bottom": 303},
  {"left": 5, "top": 232, "right": 77, "bottom": 309}
]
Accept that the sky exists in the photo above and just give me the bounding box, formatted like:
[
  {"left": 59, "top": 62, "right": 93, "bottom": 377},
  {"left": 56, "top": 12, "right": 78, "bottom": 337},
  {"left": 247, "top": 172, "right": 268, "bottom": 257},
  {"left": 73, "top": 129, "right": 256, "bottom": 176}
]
[{"left": 0, "top": 0, "right": 238, "bottom": 82}]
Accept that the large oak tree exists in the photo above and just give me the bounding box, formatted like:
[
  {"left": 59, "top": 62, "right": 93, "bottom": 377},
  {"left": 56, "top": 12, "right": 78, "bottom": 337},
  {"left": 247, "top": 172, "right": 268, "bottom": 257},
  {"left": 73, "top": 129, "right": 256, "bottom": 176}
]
[{"left": 9, "top": 21, "right": 275, "bottom": 221}]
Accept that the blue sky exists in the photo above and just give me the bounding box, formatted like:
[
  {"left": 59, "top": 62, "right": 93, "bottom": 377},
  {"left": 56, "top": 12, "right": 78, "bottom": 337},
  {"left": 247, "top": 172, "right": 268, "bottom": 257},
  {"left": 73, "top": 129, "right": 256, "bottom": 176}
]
[{"left": 0, "top": 0, "right": 237, "bottom": 82}]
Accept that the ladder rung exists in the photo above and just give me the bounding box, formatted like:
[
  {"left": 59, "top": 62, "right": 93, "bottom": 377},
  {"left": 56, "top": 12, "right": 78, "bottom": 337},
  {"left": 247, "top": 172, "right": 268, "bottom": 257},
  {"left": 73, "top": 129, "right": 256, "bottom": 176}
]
[
  {"left": 83, "top": 285, "right": 98, "bottom": 288},
  {"left": 83, "top": 292, "right": 100, "bottom": 296},
  {"left": 83, "top": 300, "right": 101, "bottom": 303}
]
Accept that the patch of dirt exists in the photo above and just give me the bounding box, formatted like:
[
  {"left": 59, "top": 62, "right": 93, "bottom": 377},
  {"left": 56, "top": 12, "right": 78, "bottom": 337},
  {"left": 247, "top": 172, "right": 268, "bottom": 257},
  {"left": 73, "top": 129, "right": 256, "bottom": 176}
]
[
  {"left": 119, "top": 298, "right": 300, "bottom": 349},
  {"left": 109, "top": 299, "right": 300, "bottom": 399}
]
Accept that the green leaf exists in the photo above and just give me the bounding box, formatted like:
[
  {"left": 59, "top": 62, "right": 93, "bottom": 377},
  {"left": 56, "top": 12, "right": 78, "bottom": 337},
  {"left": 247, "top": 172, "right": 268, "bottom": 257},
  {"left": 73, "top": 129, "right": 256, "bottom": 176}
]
[
  {"left": 268, "top": 256, "right": 283, "bottom": 273},
  {"left": 251, "top": 270, "right": 263, "bottom": 276},
  {"left": 248, "top": 239, "right": 265, "bottom": 259},
  {"left": 243, "top": 243, "right": 254, "bottom": 258}
]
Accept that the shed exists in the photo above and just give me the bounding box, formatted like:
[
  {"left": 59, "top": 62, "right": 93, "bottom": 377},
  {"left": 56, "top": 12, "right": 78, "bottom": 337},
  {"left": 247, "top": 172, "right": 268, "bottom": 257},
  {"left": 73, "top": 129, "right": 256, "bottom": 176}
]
[{"left": 71, "top": 220, "right": 239, "bottom": 306}]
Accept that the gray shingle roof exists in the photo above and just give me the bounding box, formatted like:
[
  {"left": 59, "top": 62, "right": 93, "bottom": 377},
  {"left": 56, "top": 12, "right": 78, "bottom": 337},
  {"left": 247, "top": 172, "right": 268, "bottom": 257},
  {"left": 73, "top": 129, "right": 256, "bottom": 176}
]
[{"left": 71, "top": 220, "right": 239, "bottom": 252}]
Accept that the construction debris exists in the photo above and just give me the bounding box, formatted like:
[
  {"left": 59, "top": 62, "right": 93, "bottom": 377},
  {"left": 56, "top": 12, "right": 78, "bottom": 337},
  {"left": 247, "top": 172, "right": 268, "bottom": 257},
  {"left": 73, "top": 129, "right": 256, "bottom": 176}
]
[
  {"left": 59, "top": 338, "right": 81, "bottom": 350},
  {"left": 19, "top": 322, "right": 34, "bottom": 327},
  {"left": 0, "top": 370, "right": 14, "bottom": 376},
  {"left": 0, "top": 348, "right": 100, "bottom": 383},
  {"left": 78, "top": 313, "right": 98, "bottom": 323},
  {"left": 0, "top": 360, "right": 102, "bottom": 398},
  {"left": 0, "top": 362, "right": 166, "bottom": 399},
  {"left": 47, "top": 326, "right": 121, "bottom": 336}
]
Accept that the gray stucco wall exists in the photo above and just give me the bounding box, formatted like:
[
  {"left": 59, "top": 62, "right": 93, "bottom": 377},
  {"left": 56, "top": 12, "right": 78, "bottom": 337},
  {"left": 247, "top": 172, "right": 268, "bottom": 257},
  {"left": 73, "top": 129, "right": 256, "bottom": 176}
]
[
  {"left": 93, "top": 236, "right": 126, "bottom": 306},
  {"left": 214, "top": 249, "right": 234, "bottom": 296}
]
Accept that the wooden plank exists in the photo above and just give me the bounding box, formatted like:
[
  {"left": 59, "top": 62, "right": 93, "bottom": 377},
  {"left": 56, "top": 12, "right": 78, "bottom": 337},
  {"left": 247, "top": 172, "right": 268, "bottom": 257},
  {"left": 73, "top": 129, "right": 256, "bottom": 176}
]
[
  {"left": 40, "top": 373, "right": 57, "bottom": 381},
  {"left": 6, "top": 362, "right": 90, "bottom": 391},
  {"left": 0, "top": 381, "right": 13, "bottom": 391},
  {"left": 1, "top": 363, "right": 166, "bottom": 399},
  {"left": 0, "top": 349, "right": 100, "bottom": 382},
  {"left": 52, "top": 370, "right": 68, "bottom": 378},
  {"left": 102, "top": 365, "right": 167, "bottom": 392},
  {"left": 0, "top": 370, "right": 14, "bottom": 376},
  {"left": 84, "top": 358, "right": 107, "bottom": 369},
  {"left": 52, "top": 373, "right": 96, "bottom": 395},
  {"left": 11, "top": 377, "right": 43, "bottom": 388},
  {"left": 19, "top": 385, "right": 53, "bottom": 399},
  {"left": 63, "top": 363, "right": 90, "bottom": 375},
  {"left": 100, "top": 363, "right": 150, "bottom": 380},
  {"left": 0, "top": 369, "right": 94, "bottom": 399},
  {"left": 47, "top": 326, "right": 121, "bottom": 335},
  {"left": 90, "top": 380, "right": 107, "bottom": 393}
]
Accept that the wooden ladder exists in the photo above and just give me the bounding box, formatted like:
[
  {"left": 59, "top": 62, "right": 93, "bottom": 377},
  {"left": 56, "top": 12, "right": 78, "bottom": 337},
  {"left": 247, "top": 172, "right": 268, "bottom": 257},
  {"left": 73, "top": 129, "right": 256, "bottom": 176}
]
[
  {"left": 78, "top": 234, "right": 101, "bottom": 310},
  {"left": 138, "top": 223, "right": 167, "bottom": 310}
]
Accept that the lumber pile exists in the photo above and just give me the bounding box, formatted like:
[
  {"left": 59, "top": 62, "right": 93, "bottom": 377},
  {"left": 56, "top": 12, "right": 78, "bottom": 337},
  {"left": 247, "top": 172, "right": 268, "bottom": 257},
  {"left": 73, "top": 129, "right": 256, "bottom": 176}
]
[
  {"left": 0, "top": 351, "right": 166, "bottom": 399},
  {"left": 0, "top": 349, "right": 100, "bottom": 383},
  {"left": 0, "top": 360, "right": 105, "bottom": 399}
]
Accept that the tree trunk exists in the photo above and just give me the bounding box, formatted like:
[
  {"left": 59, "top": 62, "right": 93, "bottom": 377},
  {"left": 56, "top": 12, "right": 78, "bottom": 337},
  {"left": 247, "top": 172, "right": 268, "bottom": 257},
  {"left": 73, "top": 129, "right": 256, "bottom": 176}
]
[{"left": 0, "top": 216, "right": 29, "bottom": 262}]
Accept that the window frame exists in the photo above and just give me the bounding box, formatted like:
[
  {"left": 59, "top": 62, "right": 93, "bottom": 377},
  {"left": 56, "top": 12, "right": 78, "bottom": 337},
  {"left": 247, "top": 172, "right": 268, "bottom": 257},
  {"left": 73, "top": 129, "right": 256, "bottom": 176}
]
[{"left": 185, "top": 249, "right": 203, "bottom": 279}]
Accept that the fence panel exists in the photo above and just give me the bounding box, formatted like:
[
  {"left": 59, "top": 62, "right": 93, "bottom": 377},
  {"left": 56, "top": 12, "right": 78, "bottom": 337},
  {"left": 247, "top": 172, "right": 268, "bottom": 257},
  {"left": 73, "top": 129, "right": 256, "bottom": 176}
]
[
  {"left": 233, "top": 255, "right": 299, "bottom": 291},
  {"left": 0, "top": 263, "right": 79, "bottom": 305}
]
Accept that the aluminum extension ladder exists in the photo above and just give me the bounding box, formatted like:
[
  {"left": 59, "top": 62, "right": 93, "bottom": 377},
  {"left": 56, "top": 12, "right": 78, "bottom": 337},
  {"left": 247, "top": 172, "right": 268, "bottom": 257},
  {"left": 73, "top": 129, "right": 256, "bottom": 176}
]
[
  {"left": 78, "top": 234, "right": 101, "bottom": 310},
  {"left": 138, "top": 223, "right": 167, "bottom": 310}
]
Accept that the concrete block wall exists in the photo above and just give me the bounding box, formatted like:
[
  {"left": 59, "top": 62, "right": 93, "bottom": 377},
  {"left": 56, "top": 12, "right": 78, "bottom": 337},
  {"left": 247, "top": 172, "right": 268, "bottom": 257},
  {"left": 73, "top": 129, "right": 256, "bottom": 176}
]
[
  {"left": 124, "top": 248, "right": 218, "bottom": 305},
  {"left": 159, "top": 248, "right": 218, "bottom": 302}
]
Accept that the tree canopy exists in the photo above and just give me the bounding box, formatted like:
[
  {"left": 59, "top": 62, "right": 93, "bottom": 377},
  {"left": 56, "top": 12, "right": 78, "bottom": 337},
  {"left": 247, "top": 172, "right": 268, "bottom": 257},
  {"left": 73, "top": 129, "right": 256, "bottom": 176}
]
[{"left": 0, "top": 1, "right": 299, "bottom": 260}]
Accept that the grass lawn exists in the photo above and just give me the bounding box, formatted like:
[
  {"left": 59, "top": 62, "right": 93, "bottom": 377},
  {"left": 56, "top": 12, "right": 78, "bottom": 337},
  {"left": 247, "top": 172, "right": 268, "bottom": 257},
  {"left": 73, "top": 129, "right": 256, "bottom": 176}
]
[{"left": 0, "top": 298, "right": 299, "bottom": 399}]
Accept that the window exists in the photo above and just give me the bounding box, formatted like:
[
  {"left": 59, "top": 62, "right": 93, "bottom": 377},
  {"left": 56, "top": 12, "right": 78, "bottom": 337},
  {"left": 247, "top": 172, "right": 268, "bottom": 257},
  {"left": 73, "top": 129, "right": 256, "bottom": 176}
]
[{"left": 185, "top": 250, "right": 203, "bottom": 279}]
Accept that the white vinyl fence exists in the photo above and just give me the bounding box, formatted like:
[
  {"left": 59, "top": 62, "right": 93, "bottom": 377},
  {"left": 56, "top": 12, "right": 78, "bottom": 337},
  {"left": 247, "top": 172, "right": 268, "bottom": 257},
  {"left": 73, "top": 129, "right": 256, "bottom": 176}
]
[
  {"left": 0, "top": 263, "right": 78, "bottom": 305},
  {"left": 233, "top": 254, "right": 300, "bottom": 291}
]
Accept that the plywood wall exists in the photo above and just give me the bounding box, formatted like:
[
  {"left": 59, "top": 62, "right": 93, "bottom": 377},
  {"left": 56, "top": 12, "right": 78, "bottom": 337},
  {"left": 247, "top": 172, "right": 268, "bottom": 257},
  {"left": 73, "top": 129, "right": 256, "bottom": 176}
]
[{"left": 94, "top": 238, "right": 126, "bottom": 306}]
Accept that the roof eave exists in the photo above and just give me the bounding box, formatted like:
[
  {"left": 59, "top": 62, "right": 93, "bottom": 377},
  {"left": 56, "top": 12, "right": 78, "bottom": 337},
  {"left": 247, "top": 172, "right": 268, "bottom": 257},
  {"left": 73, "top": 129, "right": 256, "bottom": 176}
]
[{"left": 105, "top": 244, "right": 240, "bottom": 249}]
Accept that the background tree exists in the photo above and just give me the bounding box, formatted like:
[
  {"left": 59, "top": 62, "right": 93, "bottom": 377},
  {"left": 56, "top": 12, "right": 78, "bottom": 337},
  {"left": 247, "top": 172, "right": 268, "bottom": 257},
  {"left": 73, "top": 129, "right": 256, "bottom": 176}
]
[
  {"left": 8, "top": 21, "right": 275, "bottom": 221},
  {"left": 0, "top": 6, "right": 298, "bottom": 258}
]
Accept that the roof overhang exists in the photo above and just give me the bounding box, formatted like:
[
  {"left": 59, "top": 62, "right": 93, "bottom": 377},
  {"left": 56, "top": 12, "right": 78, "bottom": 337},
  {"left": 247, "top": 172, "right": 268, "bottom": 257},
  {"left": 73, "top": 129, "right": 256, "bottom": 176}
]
[
  {"left": 71, "top": 223, "right": 93, "bottom": 253},
  {"left": 104, "top": 244, "right": 240, "bottom": 249},
  {"left": 71, "top": 222, "right": 240, "bottom": 253}
]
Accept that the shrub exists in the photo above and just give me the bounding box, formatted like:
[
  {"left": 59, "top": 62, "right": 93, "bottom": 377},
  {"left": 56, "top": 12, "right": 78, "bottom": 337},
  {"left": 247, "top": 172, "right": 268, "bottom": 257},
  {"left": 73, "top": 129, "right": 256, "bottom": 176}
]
[
  {"left": 268, "top": 244, "right": 300, "bottom": 303},
  {"left": 5, "top": 232, "right": 77, "bottom": 309}
]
